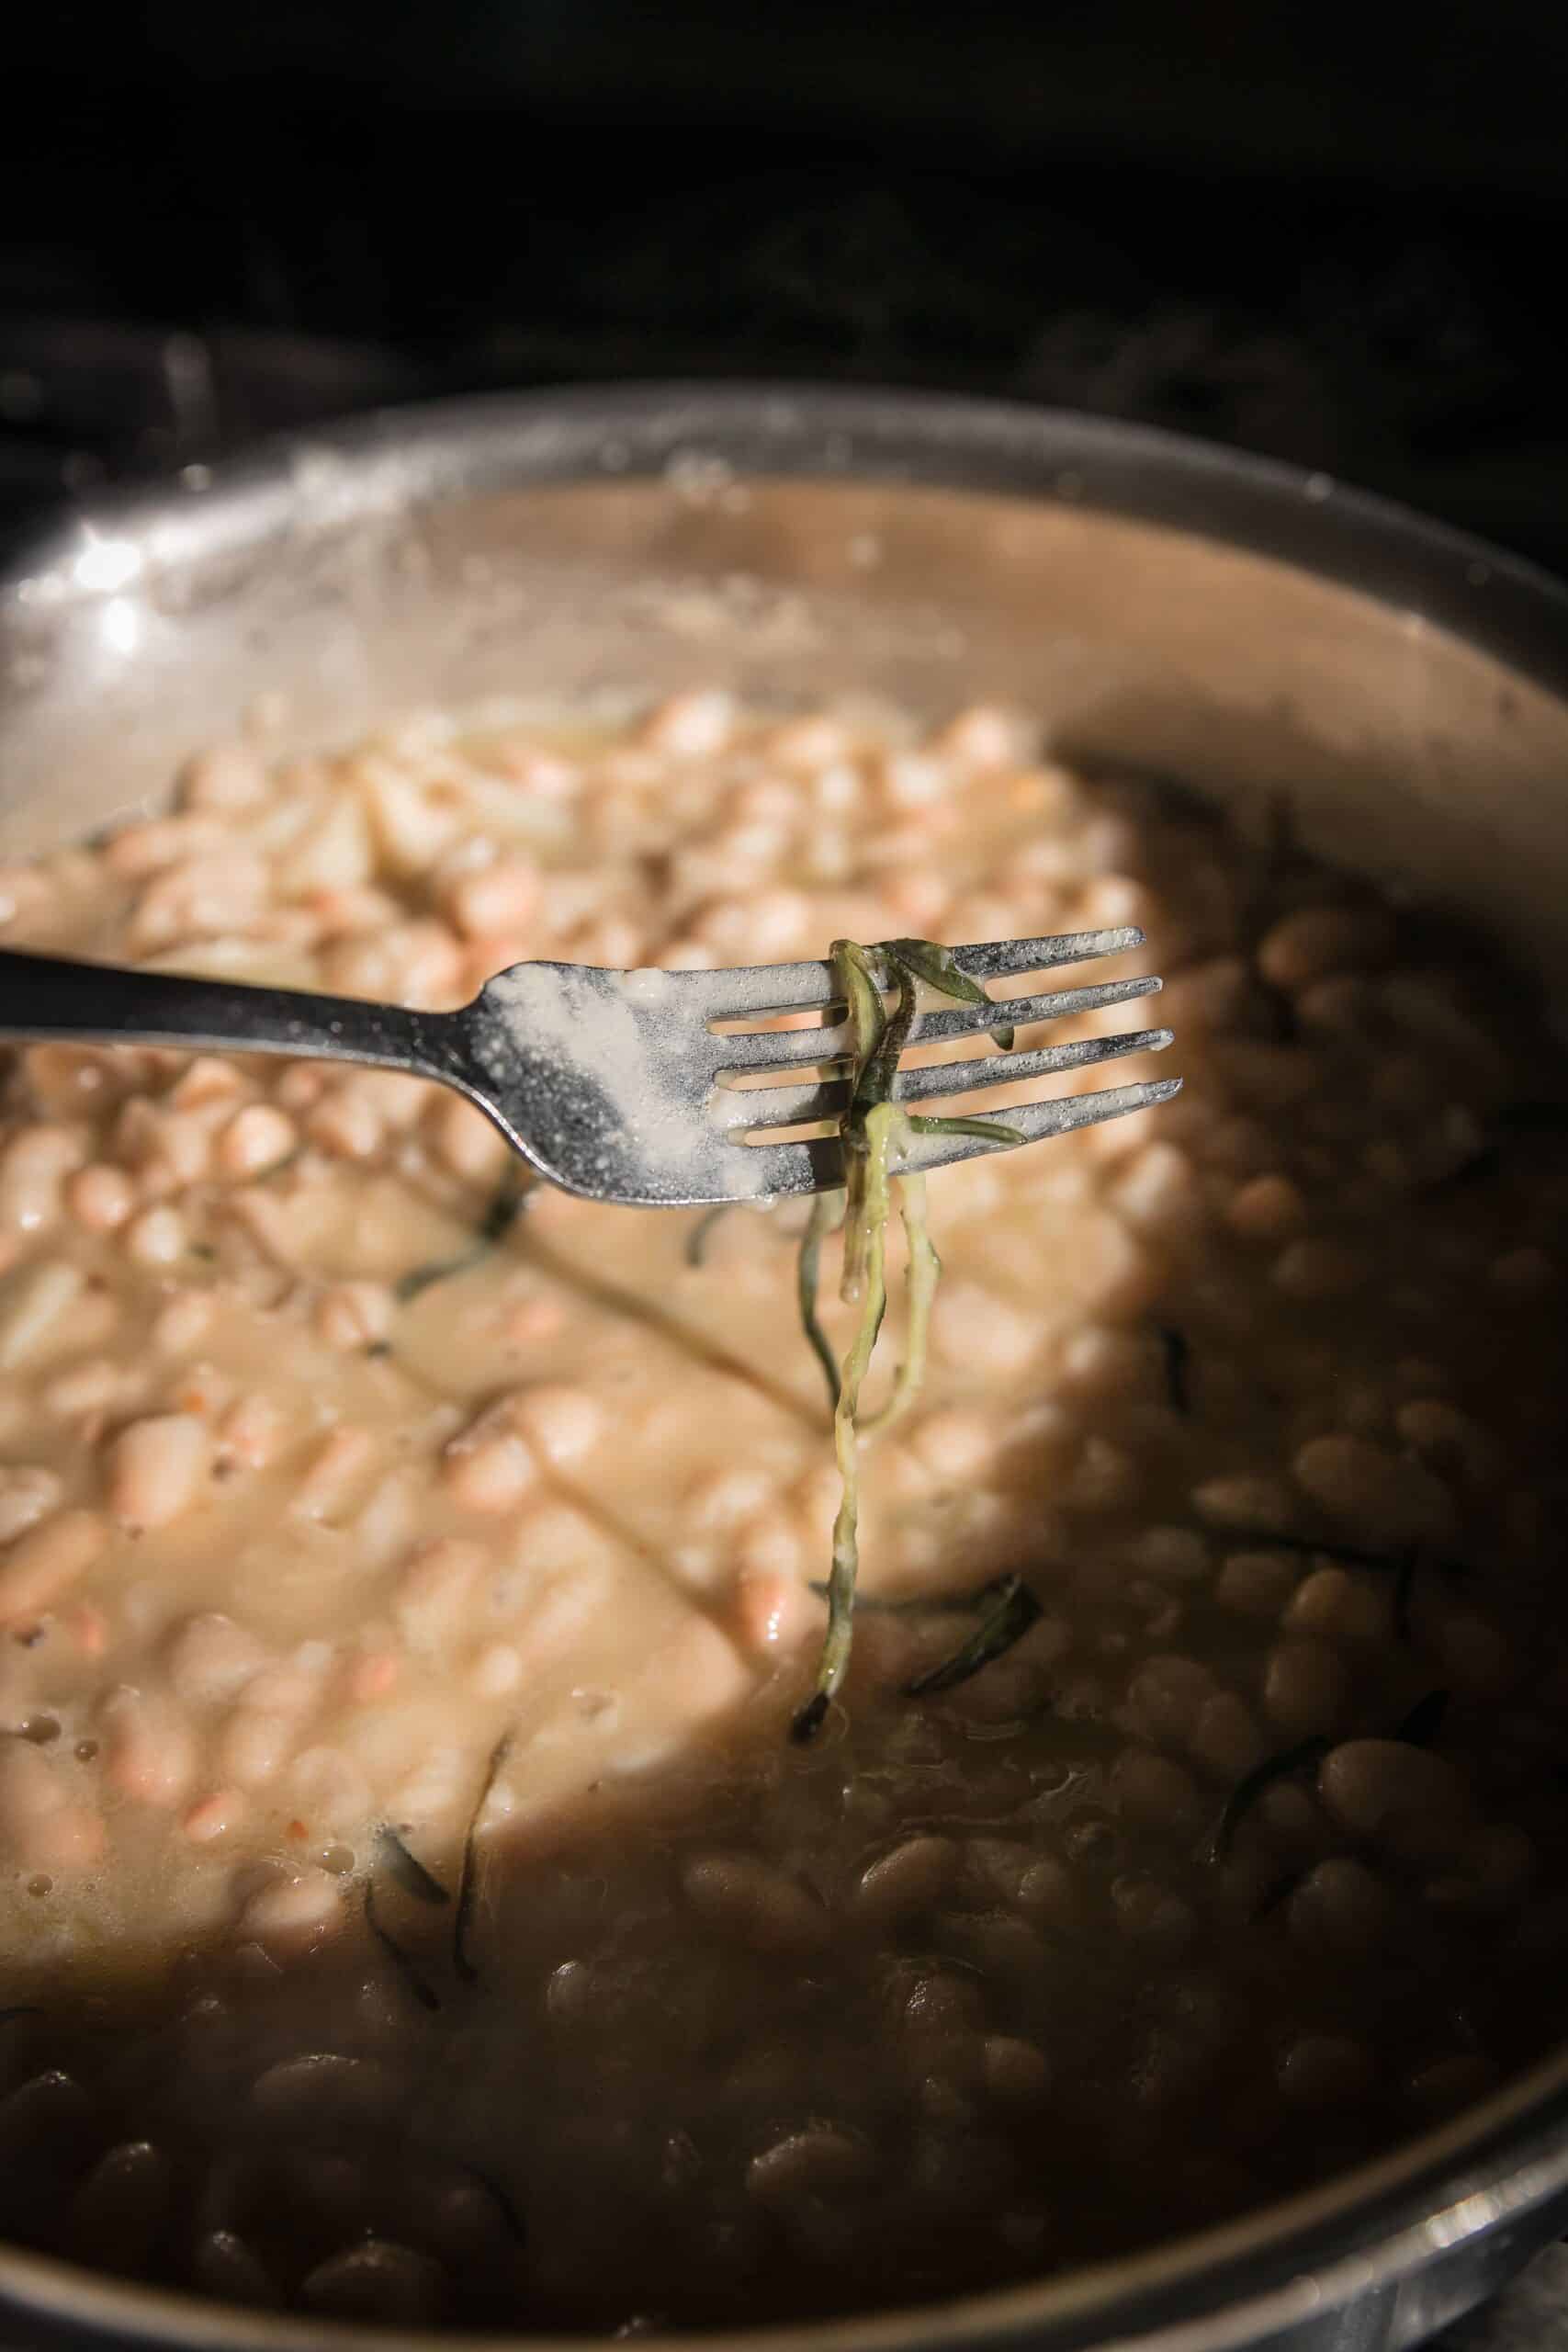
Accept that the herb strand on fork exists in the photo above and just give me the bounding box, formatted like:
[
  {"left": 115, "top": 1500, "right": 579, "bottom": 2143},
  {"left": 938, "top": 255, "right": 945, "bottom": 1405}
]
[{"left": 791, "top": 939, "right": 1022, "bottom": 1741}]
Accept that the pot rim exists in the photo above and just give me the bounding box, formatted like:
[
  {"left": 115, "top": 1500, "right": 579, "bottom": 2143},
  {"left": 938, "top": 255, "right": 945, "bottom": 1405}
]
[
  {"left": 2, "top": 381, "right": 1567, "bottom": 2352},
  {"left": 5, "top": 381, "right": 1566, "bottom": 697}
]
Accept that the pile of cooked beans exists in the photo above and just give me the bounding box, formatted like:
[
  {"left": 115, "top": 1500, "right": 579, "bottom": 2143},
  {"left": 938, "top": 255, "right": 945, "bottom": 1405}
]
[{"left": 0, "top": 692, "right": 1565, "bottom": 2331}]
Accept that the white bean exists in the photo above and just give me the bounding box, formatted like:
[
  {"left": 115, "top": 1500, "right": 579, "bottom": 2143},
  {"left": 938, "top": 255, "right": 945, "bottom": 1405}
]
[
  {"left": 1318, "top": 1739, "right": 1476, "bottom": 1865},
  {"left": 1278, "top": 2033, "right": 1375, "bottom": 2109},
  {"left": 236, "top": 1867, "right": 344, "bottom": 1956},
  {"left": 0, "top": 1506, "right": 107, "bottom": 1623},
  {"left": 301, "top": 2241, "right": 445, "bottom": 2323},
  {"left": 105, "top": 1412, "right": 209, "bottom": 1530},
  {"left": 190, "top": 2229, "right": 280, "bottom": 2307},
  {"left": 852, "top": 1836, "right": 960, "bottom": 1928},
  {"left": 69, "top": 2141, "right": 170, "bottom": 2274},
  {"left": 682, "top": 1852, "right": 829, "bottom": 1957},
  {"left": 1287, "top": 1859, "right": 1398, "bottom": 1962},
  {"left": 100, "top": 1689, "right": 197, "bottom": 1805},
  {"left": 1292, "top": 1432, "right": 1453, "bottom": 1548},
  {"left": 1263, "top": 1638, "right": 1349, "bottom": 1739}
]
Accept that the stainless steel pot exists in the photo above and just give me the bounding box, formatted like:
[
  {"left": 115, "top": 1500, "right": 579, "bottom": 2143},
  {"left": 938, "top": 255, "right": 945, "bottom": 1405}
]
[{"left": 2, "top": 386, "right": 1566, "bottom": 2352}]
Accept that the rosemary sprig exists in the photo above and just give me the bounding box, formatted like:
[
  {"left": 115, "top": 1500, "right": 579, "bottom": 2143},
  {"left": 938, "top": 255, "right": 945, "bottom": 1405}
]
[
  {"left": 807, "top": 1571, "right": 1017, "bottom": 1616},
  {"left": 376, "top": 1825, "right": 451, "bottom": 1906},
  {"left": 1212, "top": 1690, "right": 1453, "bottom": 1871},
  {"left": 902, "top": 1573, "right": 1043, "bottom": 1696},
  {"left": 1208, "top": 1735, "right": 1331, "bottom": 1863},
  {"left": 790, "top": 940, "right": 1021, "bottom": 1741},
  {"left": 886, "top": 938, "right": 1015, "bottom": 1053},
  {"left": 797, "top": 1188, "right": 844, "bottom": 1411},
  {"left": 365, "top": 1881, "right": 442, "bottom": 2012},
  {"left": 1157, "top": 1324, "right": 1192, "bottom": 1416},
  {"left": 395, "top": 1174, "right": 527, "bottom": 1304},
  {"left": 453, "top": 1731, "right": 513, "bottom": 1984},
  {"left": 684, "top": 1204, "right": 733, "bottom": 1268},
  {"left": 1390, "top": 1688, "right": 1450, "bottom": 1747},
  {"left": 1247, "top": 1531, "right": 1476, "bottom": 1583}
]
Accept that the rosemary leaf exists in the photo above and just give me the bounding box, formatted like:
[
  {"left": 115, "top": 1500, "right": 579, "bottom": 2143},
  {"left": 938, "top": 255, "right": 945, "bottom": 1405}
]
[
  {"left": 376, "top": 1825, "right": 451, "bottom": 1906},
  {"left": 903, "top": 1574, "right": 1043, "bottom": 1697},
  {"left": 1250, "top": 1531, "right": 1475, "bottom": 1582},
  {"left": 364, "top": 1882, "right": 441, "bottom": 2012},
  {"left": 792, "top": 1095, "right": 898, "bottom": 1742},
  {"left": 1157, "top": 1323, "right": 1192, "bottom": 1416},
  {"left": 684, "top": 1204, "right": 733, "bottom": 1269},
  {"left": 1251, "top": 1865, "right": 1309, "bottom": 1922},
  {"left": 791, "top": 938, "right": 1032, "bottom": 1742},
  {"left": 1390, "top": 1688, "right": 1450, "bottom": 1747},
  {"left": 858, "top": 1168, "right": 940, "bottom": 1439},
  {"left": 395, "top": 1174, "right": 527, "bottom": 1304},
  {"left": 807, "top": 1572, "right": 1016, "bottom": 1616},
  {"left": 464, "top": 2165, "right": 527, "bottom": 2247},
  {"left": 454, "top": 1731, "right": 513, "bottom": 1984},
  {"left": 1209, "top": 1736, "right": 1331, "bottom": 1863},
  {"left": 796, "top": 1189, "right": 844, "bottom": 1412},
  {"left": 907, "top": 1114, "right": 1027, "bottom": 1146},
  {"left": 885, "top": 937, "right": 1014, "bottom": 1051}
]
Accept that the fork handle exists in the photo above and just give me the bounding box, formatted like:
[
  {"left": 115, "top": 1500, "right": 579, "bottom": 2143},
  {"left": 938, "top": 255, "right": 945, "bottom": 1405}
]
[{"left": 0, "top": 948, "right": 468, "bottom": 1086}]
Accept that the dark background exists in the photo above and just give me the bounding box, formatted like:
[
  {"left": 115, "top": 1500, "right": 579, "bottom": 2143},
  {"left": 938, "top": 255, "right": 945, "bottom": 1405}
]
[{"left": 2, "top": 0, "right": 1568, "bottom": 573}]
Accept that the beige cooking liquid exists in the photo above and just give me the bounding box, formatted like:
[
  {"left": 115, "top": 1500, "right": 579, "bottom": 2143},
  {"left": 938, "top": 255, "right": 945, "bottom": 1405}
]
[{"left": 0, "top": 694, "right": 1565, "bottom": 2329}]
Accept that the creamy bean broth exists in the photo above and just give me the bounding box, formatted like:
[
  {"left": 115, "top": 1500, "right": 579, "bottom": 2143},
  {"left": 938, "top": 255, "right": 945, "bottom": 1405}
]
[{"left": 0, "top": 693, "right": 1566, "bottom": 2330}]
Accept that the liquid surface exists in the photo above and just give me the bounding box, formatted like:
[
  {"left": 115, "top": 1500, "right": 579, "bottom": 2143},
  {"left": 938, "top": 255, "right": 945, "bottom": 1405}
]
[{"left": 0, "top": 693, "right": 1565, "bottom": 2331}]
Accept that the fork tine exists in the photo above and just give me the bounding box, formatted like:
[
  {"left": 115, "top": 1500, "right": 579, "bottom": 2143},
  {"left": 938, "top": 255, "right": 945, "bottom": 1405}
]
[
  {"left": 680, "top": 959, "right": 842, "bottom": 1022},
  {"left": 726, "top": 1025, "right": 1173, "bottom": 1131},
  {"left": 709, "top": 973, "right": 1161, "bottom": 1078},
  {"left": 708, "top": 1018, "right": 851, "bottom": 1072},
  {"left": 895, "top": 1025, "right": 1172, "bottom": 1106},
  {"left": 691, "top": 927, "right": 1144, "bottom": 1031},
  {"left": 897, "top": 1076, "right": 1183, "bottom": 1173},
  {"left": 911, "top": 972, "right": 1162, "bottom": 1048},
  {"left": 721, "top": 1076, "right": 1183, "bottom": 1200},
  {"left": 945, "top": 927, "right": 1145, "bottom": 984}
]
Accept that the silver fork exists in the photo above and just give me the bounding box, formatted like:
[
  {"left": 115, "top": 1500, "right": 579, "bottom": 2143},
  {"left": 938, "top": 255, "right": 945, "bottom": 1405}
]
[{"left": 0, "top": 929, "right": 1178, "bottom": 1208}]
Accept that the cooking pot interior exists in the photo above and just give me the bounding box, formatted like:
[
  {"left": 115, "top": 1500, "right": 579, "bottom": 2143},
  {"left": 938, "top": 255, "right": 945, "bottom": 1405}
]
[{"left": 3, "top": 400, "right": 1568, "bottom": 2352}]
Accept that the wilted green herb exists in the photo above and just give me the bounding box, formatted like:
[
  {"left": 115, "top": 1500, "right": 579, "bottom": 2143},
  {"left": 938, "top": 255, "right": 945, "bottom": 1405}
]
[
  {"left": 807, "top": 1571, "right": 1017, "bottom": 1617},
  {"left": 376, "top": 1824, "right": 450, "bottom": 1906},
  {"left": 396, "top": 1174, "right": 526, "bottom": 1303},
  {"left": 1209, "top": 1735, "right": 1331, "bottom": 1863},
  {"left": 1391, "top": 1688, "right": 1450, "bottom": 1747},
  {"left": 1157, "top": 1324, "right": 1191, "bottom": 1416},
  {"left": 454, "top": 1731, "right": 513, "bottom": 1984},
  {"left": 462, "top": 2165, "right": 527, "bottom": 2247},
  {"left": 365, "top": 1882, "right": 441, "bottom": 2012},
  {"left": 886, "top": 938, "right": 1015, "bottom": 1053},
  {"left": 902, "top": 1573, "right": 1043, "bottom": 1697},
  {"left": 796, "top": 1189, "right": 843, "bottom": 1412},
  {"left": 791, "top": 940, "right": 1021, "bottom": 1743},
  {"left": 1252, "top": 1531, "right": 1476, "bottom": 1584},
  {"left": 684, "top": 1204, "right": 733, "bottom": 1268},
  {"left": 1251, "top": 1865, "right": 1309, "bottom": 1922}
]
